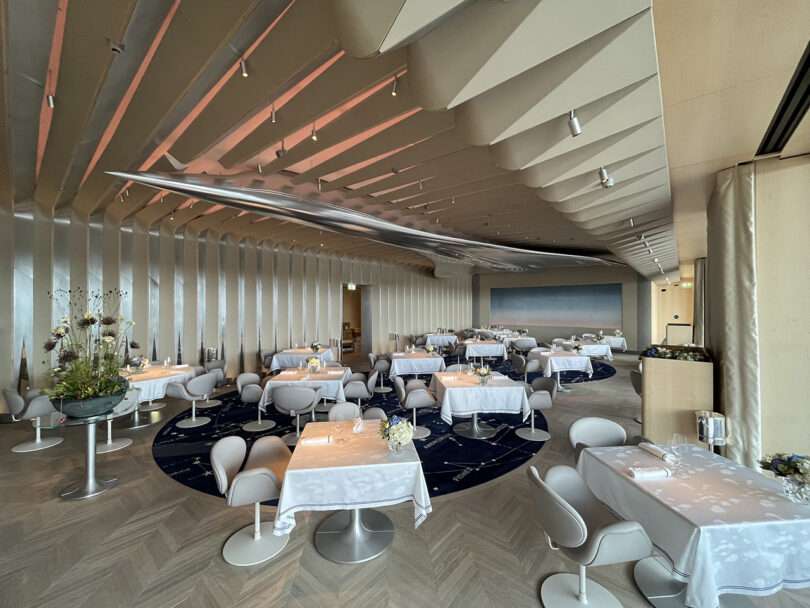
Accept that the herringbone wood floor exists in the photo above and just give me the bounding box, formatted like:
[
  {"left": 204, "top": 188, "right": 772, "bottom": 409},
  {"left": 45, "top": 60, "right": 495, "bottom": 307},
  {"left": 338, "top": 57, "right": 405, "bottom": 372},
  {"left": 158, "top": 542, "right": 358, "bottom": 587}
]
[{"left": 2, "top": 355, "right": 808, "bottom": 608}]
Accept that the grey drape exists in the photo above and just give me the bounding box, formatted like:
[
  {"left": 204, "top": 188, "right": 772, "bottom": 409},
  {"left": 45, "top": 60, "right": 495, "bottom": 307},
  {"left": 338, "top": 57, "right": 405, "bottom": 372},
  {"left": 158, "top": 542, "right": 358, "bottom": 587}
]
[
  {"left": 692, "top": 257, "right": 706, "bottom": 345},
  {"left": 706, "top": 164, "right": 761, "bottom": 467}
]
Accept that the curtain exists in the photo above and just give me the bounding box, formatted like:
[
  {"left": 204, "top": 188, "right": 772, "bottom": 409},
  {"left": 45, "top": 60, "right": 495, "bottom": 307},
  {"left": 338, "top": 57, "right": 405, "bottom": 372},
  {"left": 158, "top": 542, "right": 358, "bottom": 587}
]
[
  {"left": 692, "top": 257, "right": 706, "bottom": 345},
  {"left": 706, "top": 163, "right": 761, "bottom": 467}
]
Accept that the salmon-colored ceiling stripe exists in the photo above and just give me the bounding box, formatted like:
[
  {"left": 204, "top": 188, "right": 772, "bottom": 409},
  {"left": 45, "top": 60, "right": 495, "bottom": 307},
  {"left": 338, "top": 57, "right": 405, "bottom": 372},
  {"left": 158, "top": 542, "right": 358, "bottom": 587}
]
[
  {"left": 35, "top": 0, "right": 69, "bottom": 180},
  {"left": 80, "top": 0, "right": 181, "bottom": 186},
  {"left": 321, "top": 139, "right": 426, "bottom": 182}
]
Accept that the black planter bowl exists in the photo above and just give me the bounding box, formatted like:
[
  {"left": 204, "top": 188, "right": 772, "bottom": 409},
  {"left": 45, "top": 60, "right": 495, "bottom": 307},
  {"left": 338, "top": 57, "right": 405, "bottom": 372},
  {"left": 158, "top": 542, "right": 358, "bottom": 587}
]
[{"left": 60, "top": 391, "right": 126, "bottom": 419}]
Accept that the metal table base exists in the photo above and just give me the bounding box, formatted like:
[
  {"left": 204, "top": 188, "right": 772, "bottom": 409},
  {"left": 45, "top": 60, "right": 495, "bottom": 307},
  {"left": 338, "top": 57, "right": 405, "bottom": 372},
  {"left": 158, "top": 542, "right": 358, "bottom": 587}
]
[
  {"left": 124, "top": 403, "right": 162, "bottom": 430},
  {"left": 61, "top": 422, "right": 118, "bottom": 500},
  {"left": 453, "top": 412, "right": 497, "bottom": 439},
  {"left": 314, "top": 508, "right": 394, "bottom": 564}
]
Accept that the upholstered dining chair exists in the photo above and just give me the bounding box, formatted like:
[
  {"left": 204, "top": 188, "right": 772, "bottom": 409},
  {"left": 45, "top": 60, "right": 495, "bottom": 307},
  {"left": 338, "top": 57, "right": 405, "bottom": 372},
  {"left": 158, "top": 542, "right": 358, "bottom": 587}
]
[
  {"left": 568, "top": 417, "right": 627, "bottom": 462},
  {"left": 261, "top": 351, "right": 275, "bottom": 370},
  {"left": 236, "top": 373, "right": 275, "bottom": 433},
  {"left": 513, "top": 337, "right": 537, "bottom": 355},
  {"left": 343, "top": 370, "right": 377, "bottom": 406},
  {"left": 516, "top": 378, "right": 557, "bottom": 443},
  {"left": 445, "top": 363, "right": 469, "bottom": 372},
  {"left": 510, "top": 353, "right": 542, "bottom": 383},
  {"left": 447, "top": 342, "right": 466, "bottom": 364},
  {"left": 166, "top": 371, "right": 219, "bottom": 429},
  {"left": 414, "top": 335, "right": 427, "bottom": 347},
  {"left": 362, "top": 407, "right": 388, "bottom": 421},
  {"left": 369, "top": 353, "right": 393, "bottom": 394},
  {"left": 393, "top": 376, "right": 435, "bottom": 440},
  {"left": 210, "top": 435, "right": 291, "bottom": 567},
  {"left": 2, "top": 388, "right": 63, "bottom": 453},
  {"left": 203, "top": 359, "right": 227, "bottom": 405},
  {"left": 328, "top": 402, "right": 361, "bottom": 421},
  {"left": 527, "top": 465, "right": 652, "bottom": 608},
  {"left": 96, "top": 388, "right": 140, "bottom": 454},
  {"left": 272, "top": 385, "right": 319, "bottom": 446}
]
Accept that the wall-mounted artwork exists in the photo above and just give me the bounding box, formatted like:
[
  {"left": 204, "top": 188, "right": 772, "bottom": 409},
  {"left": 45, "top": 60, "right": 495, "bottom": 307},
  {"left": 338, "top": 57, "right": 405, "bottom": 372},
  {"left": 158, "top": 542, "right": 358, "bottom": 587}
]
[{"left": 491, "top": 284, "right": 622, "bottom": 328}]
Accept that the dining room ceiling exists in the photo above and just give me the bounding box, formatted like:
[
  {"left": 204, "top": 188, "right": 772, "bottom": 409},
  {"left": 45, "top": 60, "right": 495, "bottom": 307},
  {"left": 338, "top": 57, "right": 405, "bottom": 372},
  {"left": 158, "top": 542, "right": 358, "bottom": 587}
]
[{"left": 7, "top": 0, "right": 800, "bottom": 279}]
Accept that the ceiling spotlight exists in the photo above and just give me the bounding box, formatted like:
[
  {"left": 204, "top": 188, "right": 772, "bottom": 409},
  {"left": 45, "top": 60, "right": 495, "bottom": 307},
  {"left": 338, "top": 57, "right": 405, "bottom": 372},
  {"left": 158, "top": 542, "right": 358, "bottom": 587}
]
[
  {"left": 240, "top": 58, "right": 248, "bottom": 78},
  {"left": 47, "top": 94, "right": 55, "bottom": 109},
  {"left": 598, "top": 166, "right": 614, "bottom": 188},
  {"left": 418, "top": 178, "right": 423, "bottom": 192},
  {"left": 629, "top": 217, "right": 634, "bottom": 228},
  {"left": 124, "top": 188, "right": 130, "bottom": 198},
  {"left": 271, "top": 105, "right": 277, "bottom": 124},
  {"left": 567, "top": 109, "right": 582, "bottom": 137},
  {"left": 276, "top": 140, "right": 286, "bottom": 158},
  {"left": 257, "top": 163, "right": 262, "bottom": 174},
  {"left": 169, "top": 211, "right": 175, "bottom": 221},
  {"left": 653, "top": 257, "right": 659, "bottom": 263},
  {"left": 310, "top": 123, "right": 318, "bottom": 142},
  {"left": 118, "top": 194, "right": 124, "bottom": 203},
  {"left": 317, "top": 178, "right": 322, "bottom": 192},
  {"left": 347, "top": 282, "right": 356, "bottom": 291},
  {"left": 391, "top": 76, "right": 399, "bottom": 97}
]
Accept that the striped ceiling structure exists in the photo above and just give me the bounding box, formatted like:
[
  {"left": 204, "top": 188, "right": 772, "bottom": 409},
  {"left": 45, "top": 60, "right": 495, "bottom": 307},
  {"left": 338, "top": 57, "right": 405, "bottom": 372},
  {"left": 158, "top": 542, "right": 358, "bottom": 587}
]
[{"left": 3, "top": 0, "right": 682, "bottom": 280}]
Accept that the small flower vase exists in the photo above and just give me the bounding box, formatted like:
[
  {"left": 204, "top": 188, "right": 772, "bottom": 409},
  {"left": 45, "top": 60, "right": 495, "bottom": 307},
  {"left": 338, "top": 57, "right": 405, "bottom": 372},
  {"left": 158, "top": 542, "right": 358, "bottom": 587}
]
[
  {"left": 781, "top": 477, "right": 810, "bottom": 504},
  {"left": 388, "top": 440, "right": 402, "bottom": 453},
  {"left": 479, "top": 375, "right": 489, "bottom": 386},
  {"left": 309, "top": 364, "right": 318, "bottom": 374}
]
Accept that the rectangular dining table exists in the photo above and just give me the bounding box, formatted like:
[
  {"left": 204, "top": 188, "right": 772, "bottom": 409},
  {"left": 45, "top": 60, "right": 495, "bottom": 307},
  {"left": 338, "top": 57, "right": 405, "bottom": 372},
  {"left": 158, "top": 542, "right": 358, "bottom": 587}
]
[
  {"left": 259, "top": 367, "right": 351, "bottom": 408},
  {"left": 273, "top": 420, "right": 432, "bottom": 564},
  {"left": 388, "top": 351, "right": 447, "bottom": 377},
  {"left": 464, "top": 339, "right": 507, "bottom": 361},
  {"left": 578, "top": 445, "right": 810, "bottom": 608},
  {"left": 425, "top": 333, "right": 458, "bottom": 348},
  {"left": 269, "top": 347, "right": 336, "bottom": 371},
  {"left": 534, "top": 351, "right": 593, "bottom": 391},
  {"left": 576, "top": 342, "right": 614, "bottom": 360},
  {"left": 604, "top": 335, "right": 628, "bottom": 351}
]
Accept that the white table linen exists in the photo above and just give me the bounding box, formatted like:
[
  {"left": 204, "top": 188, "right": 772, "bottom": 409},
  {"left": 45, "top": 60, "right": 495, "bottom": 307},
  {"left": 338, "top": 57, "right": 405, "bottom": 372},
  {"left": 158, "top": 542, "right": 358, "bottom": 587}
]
[
  {"left": 604, "top": 335, "right": 628, "bottom": 351},
  {"left": 269, "top": 347, "right": 336, "bottom": 371},
  {"left": 260, "top": 367, "right": 351, "bottom": 408},
  {"left": 273, "top": 420, "right": 432, "bottom": 536},
  {"left": 125, "top": 365, "right": 196, "bottom": 402},
  {"left": 430, "top": 371, "right": 530, "bottom": 425},
  {"left": 389, "top": 352, "right": 446, "bottom": 377},
  {"left": 425, "top": 333, "right": 458, "bottom": 348},
  {"left": 536, "top": 351, "right": 593, "bottom": 377},
  {"left": 464, "top": 340, "right": 507, "bottom": 360},
  {"left": 577, "top": 343, "right": 614, "bottom": 360},
  {"left": 502, "top": 336, "right": 537, "bottom": 350},
  {"left": 578, "top": 445, "right": 810, "bottom": 608}
]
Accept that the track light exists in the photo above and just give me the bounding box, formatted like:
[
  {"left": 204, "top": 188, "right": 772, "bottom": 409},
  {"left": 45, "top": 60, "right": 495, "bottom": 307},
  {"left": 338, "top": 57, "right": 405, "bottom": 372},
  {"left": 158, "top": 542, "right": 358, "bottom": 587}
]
[
  {"left": 317, "top": 178, "right": 322, "bottom": 192},
  {"left": 276, "top": 140, "right": 286, "bottom": 158},
  {"left": 124, "top": 188, "right": 130, "bottom": 198},
  {"left": 47, "top": 94, "right": 55, "bottom": 109},
  {"left": 310, "top": 123, "right": 318, "bottom": 142},
  {"left": 391, "top": 76, "right": 399, "bottom": 97},
  {"left": 629, "top": 217, "right": 634, "bottom": 228},
  {"left": 598, "top": 166, "right": 614, "bottom": 188},
  {"left": 257, "top": 163, "right": 262, "bottom": 174},
  {"left": 169, "top": 210, "right": 175, "bottom": 221},
  {"left": 567, "top": 109, "right": 582, "bottom": 137},
  {"left": 271, "top": 105, "right": 277, "bottom": 124},
  {"left": 653, "top": 257, "right": 659, "bottom": 263},
  {"left": 240, "top": 58, "right": 248, "bottom": 78},
  {"left": 418, "top": 178, "right": 423, "bottom": 192}
]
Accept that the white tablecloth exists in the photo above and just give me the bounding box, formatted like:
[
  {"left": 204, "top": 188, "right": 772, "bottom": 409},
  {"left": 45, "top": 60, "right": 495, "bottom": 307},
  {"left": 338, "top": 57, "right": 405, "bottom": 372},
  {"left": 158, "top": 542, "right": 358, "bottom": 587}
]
[
  {"left": 273, "top": 421, "right": 432, "bottom": 536},
  {"left": 269, "top": 348, "right": 336, "bottom": 371},
  {"left": 578, "top": 445, "right": 810, "bottom": 608},
  {"left": 430, "top": 372, "right": 530, "bottom": 425},
  {"left": 425, "top": 334, "right": 458, "bottom": 348},
  {"left": 536, "top": 352, "right": 593, "bottom": 377},
  {"left": 604, "top": 335, "right": 628, "bottom": 351},
  {"left": 260, "top": 367, "right": 350, "bottom": 408},
  {"left": 389, "top": 352, "right": 446, "bottom": 377},
  {"left": 125, "top": 365, "right": 196, "bottom": 402},
  {"left": 464, "top": 340, "right": 507, "bottom": 360},
  {"left": 577, "top": 343, "right": 614, "bottom": 360},
  {"left": 502, "top": 336, "right": 537, "bottom": 350}
]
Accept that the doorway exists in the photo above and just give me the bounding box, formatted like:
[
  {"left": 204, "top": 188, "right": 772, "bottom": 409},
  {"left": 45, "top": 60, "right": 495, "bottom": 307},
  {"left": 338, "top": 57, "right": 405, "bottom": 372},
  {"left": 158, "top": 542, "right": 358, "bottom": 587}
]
[{"left": 342, "top": 284, "right": 362, "bottom": 356}]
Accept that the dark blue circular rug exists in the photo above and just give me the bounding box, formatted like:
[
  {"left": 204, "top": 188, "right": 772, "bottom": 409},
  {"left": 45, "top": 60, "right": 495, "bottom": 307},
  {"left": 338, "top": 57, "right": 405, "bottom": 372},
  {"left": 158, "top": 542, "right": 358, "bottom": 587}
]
[{"left": 152, "top": 358, "right": 615, "bottom": 501}]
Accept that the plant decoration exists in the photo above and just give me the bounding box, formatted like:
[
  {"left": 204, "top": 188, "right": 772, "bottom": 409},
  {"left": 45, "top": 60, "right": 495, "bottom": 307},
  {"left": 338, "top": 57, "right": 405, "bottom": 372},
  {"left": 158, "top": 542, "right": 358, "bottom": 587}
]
[
  {"left": 44, "top": 288, "right": 135, "bottom": 401},
  {"left": 306, "top": 356, "right": 321, "bottom": 372},
  {"left": 310, "top": 341, "right": 321, "bottom": 353},
  {"left": 640, "top": 345, "right": 712, "bottom": 362},
  {"left": 379, "top": 415, "right": 413, "bottom": 452},
  {"left": 474, "top": 365, "right": 492, "bottom": 385},
  {"left": 759, "top": 453, "right": 810, "bottom": 504},
  {"left": 614, "top": 329, "right": 623, "bottom": 336},
  {"left": 425, "top": 344, "right": 435, "bottom": 353}
]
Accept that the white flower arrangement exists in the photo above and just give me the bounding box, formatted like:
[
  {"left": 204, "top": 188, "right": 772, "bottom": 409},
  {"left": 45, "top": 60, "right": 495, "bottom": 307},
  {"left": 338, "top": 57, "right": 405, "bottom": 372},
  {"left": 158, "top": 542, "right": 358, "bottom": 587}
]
[
  {"left": 425, "top": 344, "right": 435, "bottom": 353},
  {"left": 474, "top": 365, "right": 491, "bottom": 384},
  {"left": 614, "top": 329, "right": 623, "bottom": 336},
  {"left": 306, "top": 357, "right": 321, "bottom": 371},
  {"left": 379, "top": 415, "right": 413, "bottom": 451}
]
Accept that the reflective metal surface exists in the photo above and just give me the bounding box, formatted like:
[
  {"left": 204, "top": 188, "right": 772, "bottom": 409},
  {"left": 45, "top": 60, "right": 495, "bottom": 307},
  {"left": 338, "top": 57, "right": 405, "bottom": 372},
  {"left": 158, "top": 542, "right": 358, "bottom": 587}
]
[{"left": 108, "top": 171, "right": 614, "bottom": 272}]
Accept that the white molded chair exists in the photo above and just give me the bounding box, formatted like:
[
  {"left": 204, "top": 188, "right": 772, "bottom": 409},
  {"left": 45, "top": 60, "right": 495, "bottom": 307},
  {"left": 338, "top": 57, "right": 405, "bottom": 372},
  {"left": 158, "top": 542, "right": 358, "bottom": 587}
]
[
  {"left": 165, "top": 372, "right": 219, "bottom": 429},
  {"left": 516, "top": 378, "right": 556, "bottom": 442},
  {"left": 527, "top": 465, "right": 652, "bottom": 608},
  {"left": 2, "top": 388, "right": 64, "bottom": 453},
  {"left": 512, "top": 337, "right": 537, "bottom": 354},
  {"left": 445, "top": 363, "right": 469, "bottom": 372},
  {"left": 211, "top": 435, "right": 291, "bottom": 566},
  {"left": 362, "top": 407, "right": 388, "bottom": 421},
  {"left": 343, "top": 370, "right": 377, "bottom": 406},
  {"left": 96, "top": 388, "right": 140, "bottom": 454},
  {"left": 328, "top": 402, "right": 362, "bottom": 421},
  {"left": 510, "top": 353, "right": 541, "bottom": 383},
  {"left": 393, "top": 376, "right": 434, "bottom": 440},
  {"left": 273, "top": 385, "right": 319, "bottom": 446},
  {"left": 237, "top": 373, "right": 276, "bottom": 433},
  {"left": 569, "top": 417, "right": 627, "bottom": 461},
  {"left": 369, "top": 353, "right": 392, "bottom": 394}
]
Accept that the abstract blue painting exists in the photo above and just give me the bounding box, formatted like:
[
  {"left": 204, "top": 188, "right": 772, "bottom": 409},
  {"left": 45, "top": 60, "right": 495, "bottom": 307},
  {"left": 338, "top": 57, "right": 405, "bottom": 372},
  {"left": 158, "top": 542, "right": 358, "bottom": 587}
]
[{"left": 491, "top": 284, "right": 622, "bottom": 328}]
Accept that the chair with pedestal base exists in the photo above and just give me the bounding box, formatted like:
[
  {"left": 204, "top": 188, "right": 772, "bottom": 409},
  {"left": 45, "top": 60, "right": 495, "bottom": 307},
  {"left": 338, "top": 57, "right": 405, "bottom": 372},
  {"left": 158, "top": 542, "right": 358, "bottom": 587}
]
[
  {"left": 273, "top": 385, "right": 319, "bottom": 446},
  {"left": 343, "top": 371, "right": 377, "bottom": 406},
  {"left": 2, "top": 389, "right": 64, "bottom": 453},
  {"left": 369, "top": 354, "right": 393, "bottom": 394},
  {"left": 166, "top": 372, "right": 218, "bottom": 429},
  {"left": 198, "top": 359, "right": 225, "bottom": 407},
  {"left": 528, "top": 465, "right": 652, "bottom": 608},
  {"left": 393, "top": 376, "right": 435, "bottom": 440},
  {"left": 516, "top": 377, "right": 556, "bottom": 442},
  {"left": 362, "top": 407, "right": 388, "bottom": 421},
  {"left": 569, "top": 417, "right": 627, "bottom": 462},
  {"left": 237, "top": 373, "right": 276, "bottom": 433},
  {"left": 210, "top": 435, "right": 291, "bottom": 566},
  {"left": 328, "top": 402, "right": 361, "bottom": 421},
  {"left": 510, "top": 353, "right": 541, "bottom": 383},
  {"left": 96, "top": 388, "right": 140, "bottom": 454}
]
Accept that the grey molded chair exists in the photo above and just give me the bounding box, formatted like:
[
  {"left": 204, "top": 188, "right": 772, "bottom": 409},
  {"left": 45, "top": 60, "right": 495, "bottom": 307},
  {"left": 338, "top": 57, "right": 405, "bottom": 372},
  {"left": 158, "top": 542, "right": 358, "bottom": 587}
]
[
  {"left": 569, "top": 417, "right": 627, "bottom": 462},
  {"left": 516, "top": 378, "right": 557, "bottom": 443},
  {"left": 203, "top": 359, "right": 227, "bottom": 404},
  {"left": 362, "top": 407, "right": 388, "bottom": 421},
  {"left": 414, "top": 335, "right": 427, "bottom": 347},
  {"left": 447, "top": 342, "right": 466, "bottom": 364},
  {"left": 445, "top": 363, "right": 469, "bottom": 372},
  {"left": 211, "top": 435, "right": 291, "bottom": 567},
  {"left": 343, "top": 370, "right": 378, "bottom": 406},
  {"left": 237, "top": 373, "right": 276, "bottom": 433},
  {"left": 527, "top": 465, "right": 652, "bottom": 608},
  {"left": 261, "top": 351, "right": 275, "bottom": 370},
  {"left": 2, "top": 389, "right": 63, "bottom": 453},
  {"left": 369, "top": 353, "right": 392, "bottom": 394},
  {"left": 96, "top": 388, "right": 141, "bottom": 454},
  {"left": 510, "top": 353, "right": 541, "bottom": 383},
  {"left": 393, "top": 376, "right": 434, "bottom": 440},
  {"left": 513, "top": 337, "right": 537, "bottom": 354},
  {"left": 166, "top": 372, "right": 218, "bottom": 429},
  {"left": 405, "top": 377, "right": 428, "bottom": 393},
  {"left": 272, "top": 385, "right": 319, "bottom": 446},
  {"left": 328, "top": 402, "right": 361, "bottom": 421}
]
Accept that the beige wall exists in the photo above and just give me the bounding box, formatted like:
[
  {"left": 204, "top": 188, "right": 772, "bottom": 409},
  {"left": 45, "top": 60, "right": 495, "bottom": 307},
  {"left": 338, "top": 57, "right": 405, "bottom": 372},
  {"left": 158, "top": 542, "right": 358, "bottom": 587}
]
[
  {"left": 474, "top": 266, "right": 648, "bottom": 350},
  {"left": 651, "top": 282, "right": 694, "bottom": 344},
  {"left": 755, "top": 155, "right": 810, "bottom": 455}
]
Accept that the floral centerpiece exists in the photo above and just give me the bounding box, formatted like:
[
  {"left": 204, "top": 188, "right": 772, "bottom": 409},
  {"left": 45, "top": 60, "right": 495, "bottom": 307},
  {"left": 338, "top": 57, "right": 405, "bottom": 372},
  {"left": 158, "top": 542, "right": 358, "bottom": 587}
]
[
  {"left": 306, "top": 356, "right": 321, "bottom": 373},
  {"left": 760, "top": 453, "right": 810, "bottom": 504},
  {"left": 44, "top": 288, "right": 136, "bottom": 418},
  {"left": 614, "top": 329, "right": 623, "bottom": 337},
  {"left": 640, "top": 345, "right": 712, "bottom": 363},
  {"left": 425, "top": 344, "right": 435, "bottom": 353},
  {"left": 379, "top": 415, "right": 413, "bottom": 452},
  {"left": 474, "top": 365, "right": 491, "bottom": 385},
  {"left": 310, "top": 341, "right": 321, "bottom": 353}
]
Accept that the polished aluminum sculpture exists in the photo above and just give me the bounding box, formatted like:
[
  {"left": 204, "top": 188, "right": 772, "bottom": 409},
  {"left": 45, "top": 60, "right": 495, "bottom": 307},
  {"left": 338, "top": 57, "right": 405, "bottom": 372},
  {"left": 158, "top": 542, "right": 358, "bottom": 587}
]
[{"left": 108, "top": 171, "right": 613, "bottom": 272}]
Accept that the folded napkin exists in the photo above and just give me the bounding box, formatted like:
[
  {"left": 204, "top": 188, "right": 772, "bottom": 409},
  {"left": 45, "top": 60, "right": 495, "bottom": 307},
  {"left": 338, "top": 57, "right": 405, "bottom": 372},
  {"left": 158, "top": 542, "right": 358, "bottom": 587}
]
[
  {"left": 629, "top": 466, "right": 671, "bottom": 480},
  {"left": 639, "top": 442, "right": 678, "bottom": 463},
  {"left": 352, "top": 418, "right": 364, "bottom": 433},
  {"left": 300, "top": 435, "right": 332, "bottom": 446},
  {"left": 326, "top": 370, "right": 344, "bottom": 375},
  {"left": 392, "top": 352, "right": 405, "bottom": 357}
]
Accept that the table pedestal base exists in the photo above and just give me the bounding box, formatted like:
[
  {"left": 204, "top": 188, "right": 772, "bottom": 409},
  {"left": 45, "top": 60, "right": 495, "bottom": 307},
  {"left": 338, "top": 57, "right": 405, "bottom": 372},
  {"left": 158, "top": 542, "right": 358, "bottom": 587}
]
[
  {"left": 555, "top": 372, "right": 571, "bottom": 392},
  {"left": 314, "top": 508, "right": 394, "bottom": 564},
  {"left": 60, "top": 422, "right": 118, "bottom": 500},
  {"left": 634, "top": 557, "right": 753, "bottom": 608},
  {"left": 453, "top": 413, "right": 497, "bottom": 439}
]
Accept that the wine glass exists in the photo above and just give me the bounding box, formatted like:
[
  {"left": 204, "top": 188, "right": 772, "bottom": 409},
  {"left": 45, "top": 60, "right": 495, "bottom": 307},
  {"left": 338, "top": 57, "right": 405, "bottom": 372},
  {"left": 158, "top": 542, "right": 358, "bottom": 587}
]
[{"left": 669, "top": 433, "right": 688, "bottom": 474}]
